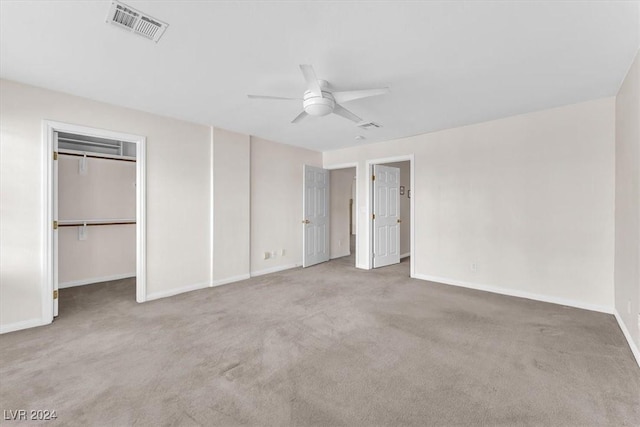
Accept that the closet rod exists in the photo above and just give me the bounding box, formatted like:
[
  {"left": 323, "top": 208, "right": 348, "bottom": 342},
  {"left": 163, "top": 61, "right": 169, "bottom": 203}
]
[
  {"left": 58, "top": 221, "right": 136, "bottom": 227},
  {"left": 58, "top": 151, "right": 136, "bottom": 163}
]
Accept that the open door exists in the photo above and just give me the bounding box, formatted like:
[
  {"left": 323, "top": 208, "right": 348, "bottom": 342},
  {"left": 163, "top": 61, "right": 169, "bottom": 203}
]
[
  {"left": 52, "top": 132, "right": 59, "bottom": 317},
  {"left": 372, "top": 164, "right": 400, "bottom": 268},
  {"left": 303, "top": 165, "right": 330, "bottom": 267}
]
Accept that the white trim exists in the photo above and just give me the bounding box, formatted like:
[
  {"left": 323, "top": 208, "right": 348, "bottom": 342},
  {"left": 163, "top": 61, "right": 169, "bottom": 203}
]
[
  {"left": 614, "top": 310, "right": 640, "bottom": 368},
  {"left": 145, "top": 281, "right": 210, "bottom": 302},
  {"left": 211, "top": 274, "right": 251, "bottom": 287},
  {"left": 401, "top": 252, "right": 411, "bottom": 259},
  {"left": 59, "top": 273, "right": 136, "bottom": 289},
  {"left": 42, "top": 120, "right": 147, "bottom": 324},
  {"left": 413, "top": 273, "right": 614, "bottom": 314},
  {"left": 366, "top": 155, "right": 415, "bottom": 277},
  {"left": 251, "top": 263, "right": 299, "bottom": 277},
  {"left": 135, "top": 135, "right": 147, "bottom": 303},
  {"left": 1, "top": 318, "right": 50, "bottom": 335},
  {"left": 42, "top": 122, "right": 54, "bottom": 324},
  {"left": 324, "top": 162, "right": 359, "bottom": 268},
  {"left": 331, "top": 251, "right": 351, "bottom": 260},
  {"left": 210, "top": 127, "right": 215, "bottom": 286}
]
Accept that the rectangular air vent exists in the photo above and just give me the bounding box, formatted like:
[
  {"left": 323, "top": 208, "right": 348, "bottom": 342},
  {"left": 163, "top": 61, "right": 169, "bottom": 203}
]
[
  {"left": 357, "top": 121, "right": 382, "bottom": 130},
  {"left": 106, "top": 1, "right": 168, "bottom": 42}
]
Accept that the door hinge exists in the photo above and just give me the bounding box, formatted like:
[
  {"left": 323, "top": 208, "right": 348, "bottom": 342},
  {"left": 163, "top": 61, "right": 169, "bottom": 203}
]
[
  {"left": 372, "top": 175, "right": 375, "bottom": 181},
  {"left": 372, "top": 213, "right": 376, "bottom": 220},
  {"left": 53, "top": 220, "right": 58, "bottom": 230},
  {"left": 53, "top": 151, "right": 58, "bottom": 160},
  {"left": 53, "top": 290, "right": 58, "bottom": 299}
]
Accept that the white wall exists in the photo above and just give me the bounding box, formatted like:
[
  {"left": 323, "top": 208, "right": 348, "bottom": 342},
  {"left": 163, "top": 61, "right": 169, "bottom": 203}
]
[
  {"left": 386, "top": 161, "right": 411, "bottom": 257},
  {"left": 324, "top": 97, "right": 615, "bottom": 311},
  {"left": 58, "top": 154, "right": 136, "bottom": 286},
  {"left": 212, "top": 128, "right": 250, "bottom": 285},
  {"left": 615, "top": 49, "right": 640, "bottom": 361},
  {"left": 330, "top": 168, "right": 355, "bottom": 259},
  {"left": 250, "top": 136, "right": 322, "bottom": 275},
  {"left": 0, "top": 79, "right": 211, "bottom": 331}
]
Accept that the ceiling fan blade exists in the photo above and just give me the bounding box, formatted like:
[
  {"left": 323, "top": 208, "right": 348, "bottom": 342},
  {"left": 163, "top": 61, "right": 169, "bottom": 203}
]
[
  {"left": 248, "top": 95, "right": 301, "bottom": 101},
  {"left": 299, "top": 64, "right": 323, "bottom": 98},
  {"left": 333, "top": 104, "right": 362, "bottom": 123},
  {"left": 291, "top": 111, "right": 308, "bottom": 123},
  {"left": 333, "top": 88, "right": 390, "bottom": 104}
]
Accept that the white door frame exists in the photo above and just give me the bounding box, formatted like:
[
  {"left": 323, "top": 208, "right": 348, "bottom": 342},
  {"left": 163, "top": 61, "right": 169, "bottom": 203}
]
[
  {"left": 366, "top": 155, "right": 415, "bottom": 277},
  {"left": 324, "top": 162, "right": 359, "bottom": 265},
  {"left": 42, "top": 120, "right": 147, "bottom": 324}
]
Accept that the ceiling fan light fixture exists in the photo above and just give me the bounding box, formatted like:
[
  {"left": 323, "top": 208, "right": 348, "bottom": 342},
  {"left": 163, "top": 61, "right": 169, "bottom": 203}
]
[{"left": 303, "top": 92, "right": 335, "bottom": 116}]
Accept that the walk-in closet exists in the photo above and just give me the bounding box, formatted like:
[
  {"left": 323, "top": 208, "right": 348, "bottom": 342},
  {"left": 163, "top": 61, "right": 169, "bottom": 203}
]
[{"left": 55, "top": 131, "right": 137, "bottom": 314}]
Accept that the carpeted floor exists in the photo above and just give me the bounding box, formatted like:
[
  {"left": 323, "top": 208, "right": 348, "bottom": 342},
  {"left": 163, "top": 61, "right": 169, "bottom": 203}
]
[{"left": 1, "top": 253, "right": 639, "bottom": 426}]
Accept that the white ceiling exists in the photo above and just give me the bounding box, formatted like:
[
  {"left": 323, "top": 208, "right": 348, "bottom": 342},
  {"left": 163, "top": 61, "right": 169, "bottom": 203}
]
[{"left": 1, "top": 1, "right": 638, "bottom": 152}]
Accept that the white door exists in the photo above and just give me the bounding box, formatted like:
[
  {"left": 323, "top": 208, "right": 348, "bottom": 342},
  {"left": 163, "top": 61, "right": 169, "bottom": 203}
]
[
  {"left": 303, "top": 165, "right": 330, "bottom": 267},
  {"left": 372, "top": 164, "right": 400, "bottom": 268},
  {"left": 53, "top": 132, "right": 59, "bottom": 317}
]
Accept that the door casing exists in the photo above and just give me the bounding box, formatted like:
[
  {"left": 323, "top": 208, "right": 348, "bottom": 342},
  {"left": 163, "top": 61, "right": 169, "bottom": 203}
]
[
  {"left": 43, "top": 120, "right": 147, "bottom": 323},
  {"left": 365, "top": 155, "right": 415, "bottom": 277}
]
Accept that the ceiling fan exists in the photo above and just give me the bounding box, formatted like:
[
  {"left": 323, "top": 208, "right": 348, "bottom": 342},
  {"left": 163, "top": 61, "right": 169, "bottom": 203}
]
[{"left": 248, "top": 64, "right": 389, "bottom": 125}]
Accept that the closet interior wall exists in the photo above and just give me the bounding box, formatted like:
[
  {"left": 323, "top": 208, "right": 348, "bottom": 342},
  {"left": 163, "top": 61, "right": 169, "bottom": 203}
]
[{"left": 58, "top": 139, "right": 136, "bottom": 288}]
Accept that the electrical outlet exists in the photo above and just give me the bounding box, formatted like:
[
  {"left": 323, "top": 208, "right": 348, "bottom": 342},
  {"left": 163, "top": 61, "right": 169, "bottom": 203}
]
[
  {"left": 470, "top": 263, "right": 477, "bottom": 271},
  {"left": 280, "top": 249, "right": 285, "bottom": 256},
  {"left": 271, "top": 251, "right": 277, "bottom": 258},
  {"left": 264, "top": 252, "right": 270, "bottom": 260}
]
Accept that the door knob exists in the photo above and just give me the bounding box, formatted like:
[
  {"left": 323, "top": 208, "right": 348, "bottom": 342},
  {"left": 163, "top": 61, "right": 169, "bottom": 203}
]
[
  {"left": 302, "top": 219, "right": 310, "bottom": 224},
  {"left": 397, "top": 219, "right": 402, "bottom": 223}
]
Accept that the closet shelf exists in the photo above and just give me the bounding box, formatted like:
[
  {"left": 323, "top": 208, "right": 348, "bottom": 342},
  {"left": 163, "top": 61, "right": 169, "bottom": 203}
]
[
  {"left": 58, "top": 219, "right": 136, "bottom": 227},
  {"left": 58, "top": 149, "right": 136, "bottom": 162}
]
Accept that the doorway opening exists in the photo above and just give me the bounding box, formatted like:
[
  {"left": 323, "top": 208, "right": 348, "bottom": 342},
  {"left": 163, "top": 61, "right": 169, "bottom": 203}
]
[
  {"left": 43, "top": 121, "right": 146, "bottom": 322},
  {"left": 329, "top": 167, "right": 357, "bottom": 266},
  {"left": 367, "top": 155, "right": 414, "bottom": 276}
]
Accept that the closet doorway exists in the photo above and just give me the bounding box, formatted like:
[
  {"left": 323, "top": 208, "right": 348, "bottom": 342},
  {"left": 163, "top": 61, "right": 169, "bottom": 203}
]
[{"left": 43, "top": 121, "right": 146, "bottom": 321}]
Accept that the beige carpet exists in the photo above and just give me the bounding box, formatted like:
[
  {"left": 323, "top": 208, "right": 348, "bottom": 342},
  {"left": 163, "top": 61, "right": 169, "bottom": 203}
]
[{"left": 1, "top": 255, "right": 639, "bottom": 426}]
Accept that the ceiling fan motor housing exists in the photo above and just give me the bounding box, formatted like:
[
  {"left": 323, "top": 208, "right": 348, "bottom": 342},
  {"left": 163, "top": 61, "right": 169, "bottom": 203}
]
[{"left": 303, "top": 91, "right": 335, "bottom": 116}]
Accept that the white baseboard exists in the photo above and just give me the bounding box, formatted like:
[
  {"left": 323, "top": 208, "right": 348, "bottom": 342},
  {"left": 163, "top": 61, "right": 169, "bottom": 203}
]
[
  {"left": 412, "top": 273, "right": 614, "bottom": 314},
  {"left": 0, "top": 317, "right": 50, "bottom": 335},
  {"left": 401, "top": 252, "right": 411, "bottom": 259},
  {"left": 145, "top": 281, "right": 210, "bottom": 302},
  {"left": 331, "top": 251, "right": 351, "bottom": 260},
  {"left": 614, "top": 310, "right": 640, "bottom": 368},
  {"left": 356, "top": 263, "right": 369, "bottom": 270},
  {"left": 211, "top": 274, "right": 251, "bottom": 287},
  {"left": 251, "top": 263, "right": 299, "bottom": 278},
  {"left": 59, "top": 272, "right": 136, "bottom": 289}
]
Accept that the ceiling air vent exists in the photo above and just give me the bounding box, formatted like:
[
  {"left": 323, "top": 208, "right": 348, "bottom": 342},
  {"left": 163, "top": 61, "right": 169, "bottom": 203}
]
[
  {"left": 357, "top": 121, "right": 382, "bottom": 130},
  {"left": 106, "top": 1, "right": 168, "bottom": 43}
]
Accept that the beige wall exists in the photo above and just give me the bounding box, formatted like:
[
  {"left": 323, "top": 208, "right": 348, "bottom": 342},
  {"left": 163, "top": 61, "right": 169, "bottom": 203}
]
[
  {"left": 324, "top": 97, "right": 615, "bottom": 311},
  {"left": 330, "top": 168, "right": 356, "bottom": 259},
  {"left": 58, "top": 225, "right": 136, "bottom": 286},
  {"left": 615, "top": 49, "right": 640, "bottom": 358},
  {"left": 213, "top": 128, "right": 250, "bottom": 284},
  {"left": 250, "top": 136, "right": 322, "bottom": 275},
  {"left": 386, "top": 161, "right": 411, "bottom": 257},
  {"left": 0, "top": 79, "right": 211, "bottom": 330},
  {"left": 58, "top": 154, "right": 136, "bottom": 286}
]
